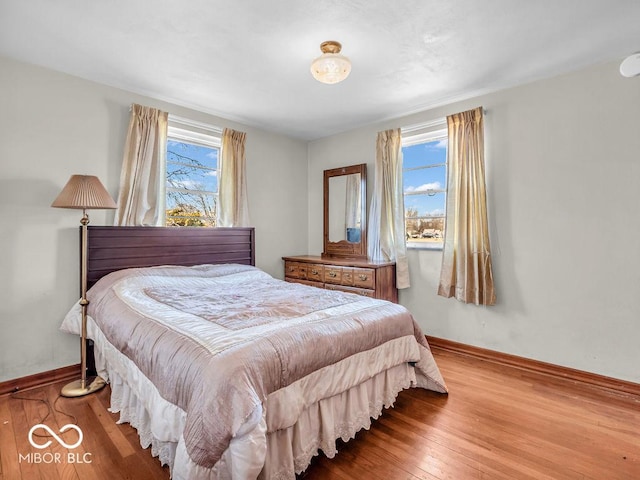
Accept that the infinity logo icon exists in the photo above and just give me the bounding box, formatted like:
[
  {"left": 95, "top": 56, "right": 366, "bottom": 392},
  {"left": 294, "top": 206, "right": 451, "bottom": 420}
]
[{"left": 28, "top": 424, "right": 83, "bottom": 450}]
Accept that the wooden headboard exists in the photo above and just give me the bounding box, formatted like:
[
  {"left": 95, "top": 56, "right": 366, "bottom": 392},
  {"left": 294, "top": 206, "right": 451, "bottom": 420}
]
[{"left": 86, "top": 226, "right": 255, "bottom": 288}]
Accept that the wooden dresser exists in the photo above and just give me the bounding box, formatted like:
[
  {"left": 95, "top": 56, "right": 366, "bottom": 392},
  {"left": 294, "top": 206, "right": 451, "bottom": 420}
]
[{"left": 282, "top": 255, "right": 398, "bottom": 303}]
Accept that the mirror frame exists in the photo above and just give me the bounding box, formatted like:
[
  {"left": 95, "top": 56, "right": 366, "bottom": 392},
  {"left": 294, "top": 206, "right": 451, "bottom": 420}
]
[{"left": 322, "top": 163, "right": 367, "bottom": 260}]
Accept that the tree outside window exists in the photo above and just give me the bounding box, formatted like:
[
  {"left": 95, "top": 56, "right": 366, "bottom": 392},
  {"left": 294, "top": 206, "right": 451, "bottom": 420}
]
[{"left": 166, "top": 140, "right": 219, "bottom": 226}]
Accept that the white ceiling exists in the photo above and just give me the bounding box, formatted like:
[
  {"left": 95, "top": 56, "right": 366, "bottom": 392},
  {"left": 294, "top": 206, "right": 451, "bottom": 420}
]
[{"left": 1, "top": 0, "right": 639, "bottom": 140}]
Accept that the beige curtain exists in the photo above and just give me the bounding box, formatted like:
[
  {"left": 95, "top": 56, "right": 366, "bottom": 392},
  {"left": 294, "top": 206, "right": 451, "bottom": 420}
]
[
  {"left": 345, "top": 173, "right": 361, "bottom": 239},
  {"left": 218, "top": 128, "right": 250, "bottom": 227},
  {"left": 438, "top": 107, "right": 496, "bottom": 305},
  {"left": 368, "top": 129, "right": 410, "bottom": 289},
  {"left": 113, "top": 104, "right": 168, "bottom": 226}
]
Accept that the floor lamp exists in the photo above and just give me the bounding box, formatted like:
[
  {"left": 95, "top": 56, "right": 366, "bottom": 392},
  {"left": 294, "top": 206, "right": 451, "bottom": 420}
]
[{"left": 52, "top": 175, "right": 117, "bottom": 397}]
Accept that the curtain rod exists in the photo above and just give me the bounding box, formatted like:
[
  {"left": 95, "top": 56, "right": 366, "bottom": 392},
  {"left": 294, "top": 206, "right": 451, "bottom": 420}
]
[
  {"left": 128, "top": 104, "right": 223, "bottom": 135},
  {"left": 401, "top": 107, "right": 487, "bottom": 134}
]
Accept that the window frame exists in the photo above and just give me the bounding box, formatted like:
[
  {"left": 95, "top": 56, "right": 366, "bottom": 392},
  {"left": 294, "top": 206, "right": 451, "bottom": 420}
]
[
  {"left": 402, "top": 119, "right": 448, "bottom": 251},
  {"left": 165, "top": 115, "right": 222, "bottom": 227}
]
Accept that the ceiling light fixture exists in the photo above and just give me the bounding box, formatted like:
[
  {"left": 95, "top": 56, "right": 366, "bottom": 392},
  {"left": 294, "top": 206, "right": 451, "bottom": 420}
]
[
  {"left": 310, "top": 41, "right": 351, "bottom": 85},
  {"left": 620, "top": 53, "right": 640, "bottom": 77}
]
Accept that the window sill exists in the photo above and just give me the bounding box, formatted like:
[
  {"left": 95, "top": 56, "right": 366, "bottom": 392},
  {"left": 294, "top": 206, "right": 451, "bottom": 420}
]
[{"left": 406, "top": 241, "right": 443, "bottom": 251}]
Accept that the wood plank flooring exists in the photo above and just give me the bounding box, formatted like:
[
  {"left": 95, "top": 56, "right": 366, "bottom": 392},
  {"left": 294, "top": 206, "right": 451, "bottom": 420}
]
[{"left": 1, "top": 347, "right": 638, "bottom": 479}]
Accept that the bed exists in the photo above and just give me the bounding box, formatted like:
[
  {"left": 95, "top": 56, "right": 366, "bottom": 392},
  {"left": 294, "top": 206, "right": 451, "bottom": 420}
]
[{"left": 60, "top": 226, "right": 447, "bottom": 480}]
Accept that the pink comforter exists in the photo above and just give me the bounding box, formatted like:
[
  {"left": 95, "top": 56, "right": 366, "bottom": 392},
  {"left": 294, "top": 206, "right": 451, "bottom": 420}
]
[{"left": 86, "top": 264, "right": 447, "bottom": 469}]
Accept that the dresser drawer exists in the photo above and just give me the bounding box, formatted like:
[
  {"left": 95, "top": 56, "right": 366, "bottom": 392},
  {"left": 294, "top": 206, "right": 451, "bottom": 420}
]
[
  {"left": 324, "top": 265, "right": 343, "bottom": 285},
  {"left": 325, "top": 284, "right": 374, "bottom": 298},
  {"left": 287, "top": 278, "right": 323, "bottom": 289},
  {"left": 341, "top": 267, "right": 354, "bottom": 286},
  {"left": 282, "top": 256, "right": 397, "bottom": 303},
  {"left": 353, "top": 268, "right": 375, "bottom": 289},
  {"left": 284, "top": 261, "right": 302, "bottom": 279},
  {"left": 306, "top": 264, "right": 324, "bottom": 283}
]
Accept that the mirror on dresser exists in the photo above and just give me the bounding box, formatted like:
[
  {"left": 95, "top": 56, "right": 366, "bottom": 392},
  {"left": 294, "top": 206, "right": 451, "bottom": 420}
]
[
  {"left": 323, "top": 163, "right": 367, "bottom": 259},
  {"left": 282, "top": 162, "right": 398, "bottom": 303}
]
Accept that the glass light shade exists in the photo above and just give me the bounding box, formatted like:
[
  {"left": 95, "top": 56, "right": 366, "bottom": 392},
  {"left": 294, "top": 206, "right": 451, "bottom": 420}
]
[
  {"left": 311, "top": 41, "right": 351, "bottom": 84},
  {"left": 620, "top": 53, "right": 640, "bottom": 77}
]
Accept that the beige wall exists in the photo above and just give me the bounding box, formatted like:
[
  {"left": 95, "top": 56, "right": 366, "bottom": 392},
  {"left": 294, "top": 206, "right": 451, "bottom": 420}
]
[
  {"left": 308, "top": 59, "right": 640, "bottom": 383},
  {"left": 2, "top": 54, "right": 638, "bottom": 385},
  {"left": 0, "top": 56, "right": 308, "bottom": 382}
]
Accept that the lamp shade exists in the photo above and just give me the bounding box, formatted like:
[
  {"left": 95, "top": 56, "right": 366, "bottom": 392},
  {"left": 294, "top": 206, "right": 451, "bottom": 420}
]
[
  {"left": 311, "top": 41, "right": 351, "bottom": 84},
  {"left": 51, "top": 175, "right": 117, "bottom": 210}
]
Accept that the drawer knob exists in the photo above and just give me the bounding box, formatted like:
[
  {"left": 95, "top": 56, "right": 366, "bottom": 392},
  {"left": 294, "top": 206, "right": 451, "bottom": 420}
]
[
  {"left": 328, "top": 271, "right": 337, "bottom": 278},
  {"left": 358, "top": 274, "right": 368, "bottom": 281},
  {"left": 311, "top": 269, "right": 319, "bottom": 275}
]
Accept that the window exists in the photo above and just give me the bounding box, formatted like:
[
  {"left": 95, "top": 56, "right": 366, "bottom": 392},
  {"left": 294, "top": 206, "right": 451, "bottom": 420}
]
[
  {"left": 402, "top": 121, "right": 448, "bottom": 248},
  {"left": 166, "top": 117, "right": 222, "bottom": 226}
]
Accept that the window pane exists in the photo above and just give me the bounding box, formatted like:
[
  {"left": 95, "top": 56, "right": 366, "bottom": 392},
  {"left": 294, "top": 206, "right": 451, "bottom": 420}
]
[
  {"left": 403, "top": 165, "right": 446, "bottom": 195},
  {"left": 167, "top": 141, "right": 218, "bottom": 169},
  {"left": 405, "top": 191, "right": 445, "bottom": 241},
  {"left": 167, "top": 141, "right": 218, "bottom": 193},
  {"left": 166, "top": 191, "right": 217, "bottom": 227},
  {"left": 405, "top": 215, "right": 445, "bottom": 241},
  {"left": 405, "top": 191, "right": 446, "bottom": 219},
  {"left": 166, "top": 161, "right": 218, "bottom": 193},
  {"left": 166, "top": 137, "right": 219, "bottom": 227},
  {"left": 403, "top": 140, "right": 447, "bottom": 169},
  {"left": 402, "top": 135, "right": 447, "bottom": 245}
]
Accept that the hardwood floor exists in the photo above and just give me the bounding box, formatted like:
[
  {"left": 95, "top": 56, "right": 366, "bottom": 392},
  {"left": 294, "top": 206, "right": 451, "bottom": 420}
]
[{"left": 1, "top": 348, "right": 638, "bottom": 479}]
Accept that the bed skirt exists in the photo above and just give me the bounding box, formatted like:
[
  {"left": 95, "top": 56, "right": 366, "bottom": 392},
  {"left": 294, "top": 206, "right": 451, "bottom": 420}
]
[{"left": 81, "top": 310, "right": 422, "bottom": 479}]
